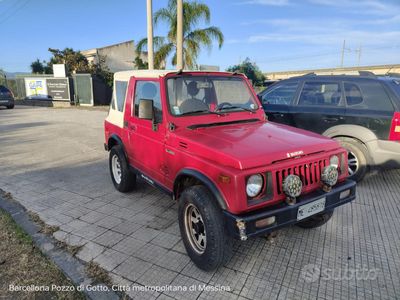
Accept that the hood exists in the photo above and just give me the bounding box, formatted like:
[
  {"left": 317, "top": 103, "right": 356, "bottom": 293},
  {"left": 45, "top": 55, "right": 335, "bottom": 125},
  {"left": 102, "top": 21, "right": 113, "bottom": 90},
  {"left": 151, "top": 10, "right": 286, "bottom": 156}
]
[{"left": 173, "top": 121, "right": 340, "bottom": 170}]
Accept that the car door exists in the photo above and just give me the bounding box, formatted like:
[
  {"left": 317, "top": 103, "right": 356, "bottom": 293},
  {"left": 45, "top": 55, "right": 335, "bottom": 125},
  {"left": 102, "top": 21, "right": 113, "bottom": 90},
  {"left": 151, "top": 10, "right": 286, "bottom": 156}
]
[
  {"left": 291, "top": 80, "right": 346, "bottom": 134},
  {"left": 260, "top": 81, "right": 299, "bottom": 126},
  {"left": 343, "top": 79, "right": 395, "bottom": 140},
  {"left": 125, "top": 78, "right": 167, "bottom": 185}
]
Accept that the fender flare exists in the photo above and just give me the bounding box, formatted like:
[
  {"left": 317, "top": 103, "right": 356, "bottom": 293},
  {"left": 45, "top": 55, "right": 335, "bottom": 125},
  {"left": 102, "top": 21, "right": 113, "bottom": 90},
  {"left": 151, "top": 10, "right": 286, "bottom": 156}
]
[
  {"left": 107, "top": 134, "right": 128, "bottom": 157},
  {"left": 174, "top": 169, "right": 227, "bottom": 210},
  {"left": 322, "top": 125, "right": 378, "bottom": 143}
]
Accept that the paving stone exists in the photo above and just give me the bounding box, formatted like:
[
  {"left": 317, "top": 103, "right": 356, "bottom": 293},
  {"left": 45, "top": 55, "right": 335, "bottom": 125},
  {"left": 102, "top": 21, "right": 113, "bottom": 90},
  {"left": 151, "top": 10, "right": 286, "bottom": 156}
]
[
  {"left": 137, "top": 265, "right": 178, "bottom": 287},
  {"left": 94, "top": 249, "right": 129, "bottom": 272},
  {"left": 150, "top": 231, "right": 181, "bottom": 249},
  {"left": 76, "top": 241, "right": 105, "bottom": 262},
  {"left": 132, "top": 243, "right": 169, "bottom": 263},
  {"left": 164, "top": 274, "right": 205, "bottom": 300},
  {"left": 125, "top": 283, "right": 160, "bottom": 300},
  {"left": 95, "top": 215, "right": 124, "bottom": 229},
  {"left": 2, "top": 108, "right": 400, "bottom": 300},
  {"left": 93, "top": 230, "right": 125, "bottom": 247},
  {"left": 112, "top": 236, "right": 147, "bottom": 256},
  {"left": 209, "top": 267, "right": 248, "bottom": 295},
  {"left": 111, "top": 221, "right": 143, "bottom": 236},
  {"left": 113, "top": 256, "right": 153, "bottom": 282},
  {"left": 131, "top": 227, "right": 161, "bottom": 243},
  {"left": 80, "top": 210, "right": 108, "bottom": 224},
  {"left": 155, "top": 250, "right": 190, "bottom": 272}
]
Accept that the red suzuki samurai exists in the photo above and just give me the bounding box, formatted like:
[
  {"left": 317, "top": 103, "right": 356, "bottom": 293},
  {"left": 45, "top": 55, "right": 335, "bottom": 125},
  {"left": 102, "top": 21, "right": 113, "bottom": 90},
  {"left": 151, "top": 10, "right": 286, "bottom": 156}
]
[{"left": 104, "top": 70, "right": 356, "bottom": 271}]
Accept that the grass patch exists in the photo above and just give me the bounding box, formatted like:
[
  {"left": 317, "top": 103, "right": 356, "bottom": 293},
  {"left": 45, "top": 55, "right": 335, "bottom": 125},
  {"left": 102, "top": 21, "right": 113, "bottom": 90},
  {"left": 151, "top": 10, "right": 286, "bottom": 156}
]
[
  {"left": 0, "top": 208, "right": 85, "bottom": 299},
  {"left": 85, "top": 261, "right": 112, "bottom": 286},
  {"left": 28, "top": 211, "right": 60, "bottom": 235},
  {"left": 56, "top": 240, "right": 83, "bottom": 257}
]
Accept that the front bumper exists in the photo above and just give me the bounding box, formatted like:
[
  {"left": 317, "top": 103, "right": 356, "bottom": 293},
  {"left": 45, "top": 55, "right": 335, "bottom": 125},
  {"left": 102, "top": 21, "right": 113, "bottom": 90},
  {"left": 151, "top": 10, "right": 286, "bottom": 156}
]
[
  {"left": 0, "top": 98, "right": 13, "bottom": 106},
  {"left": 224, "top": 179, "right": 356, "bottom": 240}
]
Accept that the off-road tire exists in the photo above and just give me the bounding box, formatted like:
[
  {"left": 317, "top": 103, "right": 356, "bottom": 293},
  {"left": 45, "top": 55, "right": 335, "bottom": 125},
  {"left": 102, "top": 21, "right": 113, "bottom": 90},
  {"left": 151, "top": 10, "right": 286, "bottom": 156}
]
[
  {"left": 335, "top": 137, "right": 368, "bottom": 182},
  {"left": 178, "top": 185, "right": 233, "bottom": 271},
  {"left": 109, "top": 145, "right": 136, "bottom": 192},
  {"left": 297, "top": 210, "right": 334, "bottom": 229}
]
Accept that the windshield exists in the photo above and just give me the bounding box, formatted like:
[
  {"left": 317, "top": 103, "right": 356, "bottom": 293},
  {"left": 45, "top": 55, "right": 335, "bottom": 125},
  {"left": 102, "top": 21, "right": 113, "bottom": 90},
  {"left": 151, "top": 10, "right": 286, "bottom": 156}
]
[{"left": 166, "top": 76, "right": 258, "bottom": 116}]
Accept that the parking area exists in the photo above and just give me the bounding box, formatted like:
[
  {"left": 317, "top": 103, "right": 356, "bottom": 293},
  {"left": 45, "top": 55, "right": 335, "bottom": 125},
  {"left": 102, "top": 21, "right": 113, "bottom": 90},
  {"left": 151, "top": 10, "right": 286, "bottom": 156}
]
[{"left": 1, "top": 106, "right": 399, "bottom": 300}]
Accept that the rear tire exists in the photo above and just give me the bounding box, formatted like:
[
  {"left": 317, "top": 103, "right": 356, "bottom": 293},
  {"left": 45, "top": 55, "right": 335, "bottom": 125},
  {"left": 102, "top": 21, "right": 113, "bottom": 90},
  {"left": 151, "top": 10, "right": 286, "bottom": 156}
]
[
  {"left": 335, "top": 137, "right": 368, "bottom": 182},
  {"left": 297, "top": 210, "right": 334, "bottom": 229},
  {"left": 178, "top": 185, "right": 232, "bottom": 271},
  {"left": 109, "top": 145, "right": 136, "bottom": 192}
]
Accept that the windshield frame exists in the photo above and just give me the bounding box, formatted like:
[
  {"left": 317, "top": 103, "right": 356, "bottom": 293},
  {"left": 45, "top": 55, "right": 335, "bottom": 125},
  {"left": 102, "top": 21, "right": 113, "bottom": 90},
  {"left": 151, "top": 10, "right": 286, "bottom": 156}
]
[{"left": 164, "top": 74, "right": 259, "bottom": 118}]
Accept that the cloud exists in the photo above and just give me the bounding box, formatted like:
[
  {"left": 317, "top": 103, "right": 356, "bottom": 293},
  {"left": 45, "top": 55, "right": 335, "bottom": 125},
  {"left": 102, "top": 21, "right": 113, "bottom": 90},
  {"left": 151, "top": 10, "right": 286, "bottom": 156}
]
[
  {"left": 237, "top": 0, "right": 290, "bottom": 6},
  {"left": 308, "top": 0, "right": 400, "bottom": 16}
]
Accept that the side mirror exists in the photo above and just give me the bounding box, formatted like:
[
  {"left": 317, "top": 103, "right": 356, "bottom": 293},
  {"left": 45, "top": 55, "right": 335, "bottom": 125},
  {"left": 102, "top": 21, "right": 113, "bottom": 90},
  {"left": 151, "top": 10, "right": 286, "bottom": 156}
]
[{"left": 138, "top": 99, "right": 154, "bottom": 120}]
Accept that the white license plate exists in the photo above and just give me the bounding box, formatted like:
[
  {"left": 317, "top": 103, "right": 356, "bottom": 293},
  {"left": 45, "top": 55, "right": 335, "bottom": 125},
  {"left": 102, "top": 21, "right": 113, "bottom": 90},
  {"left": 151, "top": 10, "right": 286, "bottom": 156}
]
[{"left": 297, "top": 197, "right": 326, "bottom": 221}]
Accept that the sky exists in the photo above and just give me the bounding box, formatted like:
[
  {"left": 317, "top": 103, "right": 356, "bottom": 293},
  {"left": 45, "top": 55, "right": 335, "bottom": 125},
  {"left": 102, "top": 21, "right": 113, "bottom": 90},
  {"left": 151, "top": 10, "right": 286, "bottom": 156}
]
[{"left": 1, "top": 0, "right": 399, "bottom": 73}]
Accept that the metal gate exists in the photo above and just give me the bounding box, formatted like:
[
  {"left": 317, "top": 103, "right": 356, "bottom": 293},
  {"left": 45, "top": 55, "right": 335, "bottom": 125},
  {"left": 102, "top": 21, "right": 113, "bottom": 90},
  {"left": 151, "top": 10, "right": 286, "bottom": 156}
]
[{"left": 72, "top": 74, "right": 93, "bottom": 106}]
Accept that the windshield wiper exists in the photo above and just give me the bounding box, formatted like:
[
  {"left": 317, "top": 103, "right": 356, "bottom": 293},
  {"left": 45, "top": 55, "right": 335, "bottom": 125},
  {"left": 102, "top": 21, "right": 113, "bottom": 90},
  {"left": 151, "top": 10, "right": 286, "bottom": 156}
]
[
  {"left": 215, "top": 105, "right": 256, "bottom": 113},
  {"left": 180, "top": 109, "right": 225, "bottom": 116}
]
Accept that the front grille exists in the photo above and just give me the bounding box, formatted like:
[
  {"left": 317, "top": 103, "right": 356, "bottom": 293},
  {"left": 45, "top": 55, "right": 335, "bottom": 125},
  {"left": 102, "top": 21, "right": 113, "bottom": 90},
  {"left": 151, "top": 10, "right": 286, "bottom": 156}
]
[{"left": 275, "top": 158, "right": 328, "bottom": 195}]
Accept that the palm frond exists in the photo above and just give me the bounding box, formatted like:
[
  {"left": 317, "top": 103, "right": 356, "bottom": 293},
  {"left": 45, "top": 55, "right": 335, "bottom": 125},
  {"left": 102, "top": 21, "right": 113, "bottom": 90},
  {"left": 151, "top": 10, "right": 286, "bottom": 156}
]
[{"left": 155, "top": 42, "right": 174, "bottom": 69}]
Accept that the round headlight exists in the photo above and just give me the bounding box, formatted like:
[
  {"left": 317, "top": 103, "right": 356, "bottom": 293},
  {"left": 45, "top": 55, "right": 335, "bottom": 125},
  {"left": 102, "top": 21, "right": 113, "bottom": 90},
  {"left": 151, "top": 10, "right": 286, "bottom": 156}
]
[
  {"left": 282, "top": 175, "right": 303, "bottom": 198},
  {"left": 246, "top": 174, "right": 264, "bottom": 197},
  {"left": 330, "top": 155, "right": 339, "bottom": 168},
  {"left": 321, "top": 165, "right": 339, "bottom": 187}
]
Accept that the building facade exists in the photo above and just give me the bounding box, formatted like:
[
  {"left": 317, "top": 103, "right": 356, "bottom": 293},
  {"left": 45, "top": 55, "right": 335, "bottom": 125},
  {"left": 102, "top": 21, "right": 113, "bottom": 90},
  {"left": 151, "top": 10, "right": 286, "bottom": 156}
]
[{"left": 82, "top": 40, "right": 148, "bottom": 73}]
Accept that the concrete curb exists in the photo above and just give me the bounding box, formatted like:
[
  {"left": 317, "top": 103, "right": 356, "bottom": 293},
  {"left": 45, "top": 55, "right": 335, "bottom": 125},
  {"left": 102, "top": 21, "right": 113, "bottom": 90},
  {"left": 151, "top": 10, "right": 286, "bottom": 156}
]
[{"left": 0, "top": 194, "right": 121, "bottom": 300}]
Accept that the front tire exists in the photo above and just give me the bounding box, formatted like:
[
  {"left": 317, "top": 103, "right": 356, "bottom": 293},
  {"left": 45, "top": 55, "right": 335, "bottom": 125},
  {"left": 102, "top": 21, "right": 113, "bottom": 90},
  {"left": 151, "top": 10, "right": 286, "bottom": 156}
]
[
  {"left": 7, "top": 104, "right": 14, "bottom": 109},
  {"left": 109, "top": 145, "right": 136, "bottom": 192},
  {"left": 178, "top": 185, "right": 232, "bottom": 271},
  {"left": 297, "top": 210, "right": 334, "bottom": 229},
  {"left": 335, "top": 137, "right": 368, "bottom": 182}
]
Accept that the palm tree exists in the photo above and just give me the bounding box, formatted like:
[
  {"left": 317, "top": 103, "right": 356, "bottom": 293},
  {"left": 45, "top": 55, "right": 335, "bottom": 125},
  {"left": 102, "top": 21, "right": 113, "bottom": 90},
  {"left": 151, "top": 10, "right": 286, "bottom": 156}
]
[{"left": 136, "top": 0, "right": 224, "bottom": 69}]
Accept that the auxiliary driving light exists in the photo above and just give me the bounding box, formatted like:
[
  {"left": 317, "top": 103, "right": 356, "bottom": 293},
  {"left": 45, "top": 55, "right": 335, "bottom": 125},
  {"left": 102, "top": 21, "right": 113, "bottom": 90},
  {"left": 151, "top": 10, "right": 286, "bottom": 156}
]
[
  {"left": 321, "top": 165, "right": 339, "bottom": 187},
  {"left": 330, "top": 155, "right": 339, "bottom": 168},
  {"left": 282, "top": 175, "right": 303, "bottom": 198}
]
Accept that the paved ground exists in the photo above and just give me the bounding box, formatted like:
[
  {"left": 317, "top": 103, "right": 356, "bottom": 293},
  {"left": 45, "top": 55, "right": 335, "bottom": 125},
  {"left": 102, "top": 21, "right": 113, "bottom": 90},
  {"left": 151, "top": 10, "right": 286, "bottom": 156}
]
[{"left": 1, "top": 106, "right": 399, "bottom": 300}]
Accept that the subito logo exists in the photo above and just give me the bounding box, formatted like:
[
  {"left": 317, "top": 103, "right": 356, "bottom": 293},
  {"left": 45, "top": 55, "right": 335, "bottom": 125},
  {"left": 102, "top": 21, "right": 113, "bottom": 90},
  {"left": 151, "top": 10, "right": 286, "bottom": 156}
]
[{"left": 301, "top": 264, "right": 320, "bottom": 283}]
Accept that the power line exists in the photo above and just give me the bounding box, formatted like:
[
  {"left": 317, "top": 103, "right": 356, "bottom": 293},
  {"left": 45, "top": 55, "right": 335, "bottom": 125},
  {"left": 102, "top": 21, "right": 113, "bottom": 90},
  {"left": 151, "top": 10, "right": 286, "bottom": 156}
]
[{"left": 0, "top": 0, "right": 30, "bottom": 26}]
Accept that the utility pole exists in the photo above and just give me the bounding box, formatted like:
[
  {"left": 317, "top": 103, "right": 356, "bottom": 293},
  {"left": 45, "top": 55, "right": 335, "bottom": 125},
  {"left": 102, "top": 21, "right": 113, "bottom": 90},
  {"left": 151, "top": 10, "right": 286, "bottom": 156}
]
[
  {"left": 340, "top": 40, "right": 346, "bottom": 68},
  {"left": 146, "top": 0, "right": 154, "bottom": 70},
  {"left": 356, "top": 45, "right": 362, "bottom": 66},
  {"left": 176, "top": 0, "right": 183, "bottom": 70}
]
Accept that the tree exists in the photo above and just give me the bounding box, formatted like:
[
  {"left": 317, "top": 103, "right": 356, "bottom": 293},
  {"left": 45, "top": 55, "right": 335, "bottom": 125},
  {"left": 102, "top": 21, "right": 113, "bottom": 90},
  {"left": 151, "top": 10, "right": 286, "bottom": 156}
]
[
  {"left": 136, "top": 0, "right": 224, "bottom": 69},
  {"left": 46, "top": 48, "right": 91, "bottom": 76},
  {"left": 29, "top": 48, "right": 114, "bottom": 88},
  {"left": 89, "top": 54, "right": 114, "bottom": 88},
  {"left": 226, "top": 58, "right": 266, "bottom": 86},
  {"left": 133, "top": 55, "right": 149, "bottom": 70},
  {"left": 30, "top": 59, "right": 45, "bottom": 74}
]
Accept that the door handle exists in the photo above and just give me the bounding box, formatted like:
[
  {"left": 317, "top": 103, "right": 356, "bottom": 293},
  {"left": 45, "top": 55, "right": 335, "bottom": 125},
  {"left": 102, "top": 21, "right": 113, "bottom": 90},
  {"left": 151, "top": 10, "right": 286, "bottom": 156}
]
[
  {"left": 323, "top": 117, "right": 339, "bottom": 123},
  {"left": 271, "top": 112, "right": 285, "bottom": 117}
]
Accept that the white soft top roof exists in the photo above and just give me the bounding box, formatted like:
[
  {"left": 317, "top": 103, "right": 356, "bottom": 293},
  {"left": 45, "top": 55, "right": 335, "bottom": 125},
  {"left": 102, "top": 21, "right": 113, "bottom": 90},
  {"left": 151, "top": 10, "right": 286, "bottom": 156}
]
[{"left": 113, "top": 69, "right": 237, "bottom": 81}]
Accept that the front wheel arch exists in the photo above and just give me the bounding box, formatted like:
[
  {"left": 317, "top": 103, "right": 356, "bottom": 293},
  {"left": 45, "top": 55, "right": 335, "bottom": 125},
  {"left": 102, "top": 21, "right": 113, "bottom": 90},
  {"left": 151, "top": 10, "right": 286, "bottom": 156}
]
[{"left": 173, "top": 169, "right": 228, "bottom": 210}]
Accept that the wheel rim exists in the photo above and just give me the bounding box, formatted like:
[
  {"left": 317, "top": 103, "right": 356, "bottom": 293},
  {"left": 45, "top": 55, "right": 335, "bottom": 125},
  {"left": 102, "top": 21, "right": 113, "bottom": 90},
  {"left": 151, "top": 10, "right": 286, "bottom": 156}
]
[
  {"left": 184, "top": 204, "right": 207, "bottom": 254},
  {"left": 111, "top": 154, "right": 122, "bottom": 184},
  {"left": 347, "top": 151, "right": 359, "bottom": 176}
]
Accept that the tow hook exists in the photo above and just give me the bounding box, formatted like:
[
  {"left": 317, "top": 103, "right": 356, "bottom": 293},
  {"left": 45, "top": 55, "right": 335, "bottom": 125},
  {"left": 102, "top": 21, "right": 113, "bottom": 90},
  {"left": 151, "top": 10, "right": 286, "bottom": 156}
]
[
  {"left": 236, "top": 220, "right": 247, "bottom": 241},
  {"left": 286, "top": 196, "right": 297, "bottom": 206}
]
